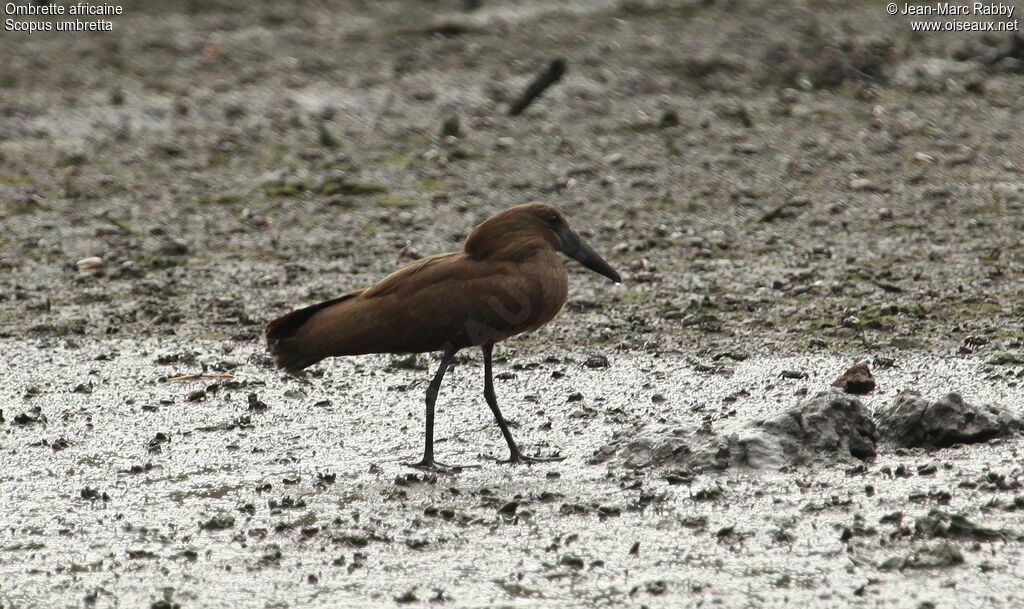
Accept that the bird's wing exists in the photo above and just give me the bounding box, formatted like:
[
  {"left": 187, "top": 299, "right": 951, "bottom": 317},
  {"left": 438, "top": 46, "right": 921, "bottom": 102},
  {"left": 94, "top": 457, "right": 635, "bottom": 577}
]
[
  {"left": 280, "top": 251, "right": 565, "bottom": 362},
  {"left": 362, "top": 252, "right": 471, "bottom": 298}
]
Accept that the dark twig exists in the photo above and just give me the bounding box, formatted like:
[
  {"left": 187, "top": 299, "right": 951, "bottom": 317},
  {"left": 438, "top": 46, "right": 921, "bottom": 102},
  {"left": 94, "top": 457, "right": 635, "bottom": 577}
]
[
  {"left": 508, "top": 59, "right": 567, "bottom": 116},
  {"left": 166, "top": 373, "right": 233, "bottom": 381}
]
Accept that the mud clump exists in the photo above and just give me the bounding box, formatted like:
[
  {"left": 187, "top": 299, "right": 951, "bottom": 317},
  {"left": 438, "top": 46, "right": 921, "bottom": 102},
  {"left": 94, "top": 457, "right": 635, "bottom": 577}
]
[
  {"left": 200, "top": 514, "right": 236, "bottom": 531},
  {"left": 740, "top": 390, "right": 877, "bottom": 468},
  {"left": 913, "top": 510, "right": 1012, "bottom": 542},
  {"left": 877, "top": 391, "right": 1022, "bottom": 448},
  {"left": 12, "top": 406, "right": 46, "bottom": 426},
  {"left": 599, "top": 432, "right": 699, "bottom": 470},
  {"left": 600, "top": 390, "right": 876, "bottom": 471},
  {"left": 879, "top": 543, "right": 964, "bottom": 571}
]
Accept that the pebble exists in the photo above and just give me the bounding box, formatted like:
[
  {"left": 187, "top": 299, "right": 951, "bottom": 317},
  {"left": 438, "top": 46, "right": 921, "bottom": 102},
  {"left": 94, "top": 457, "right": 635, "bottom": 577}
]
[
  {"left": 849, "top": 178, "right": 877, "bottom": 191},
  {"left": 76, "top": 256, "right": 103, "bottom": 270},
  {"left": 158, "top": 239, "right": 190, "bottom": 256},
  {"left": 878, "top": 391, "right": 1022, "bottom": 448},
  {"left": 602, "top": 152, "right": 624, "bottom": 165}
]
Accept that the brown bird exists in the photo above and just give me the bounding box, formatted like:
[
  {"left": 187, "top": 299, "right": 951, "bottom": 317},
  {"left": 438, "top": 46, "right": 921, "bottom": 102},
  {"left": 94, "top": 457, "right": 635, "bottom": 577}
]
[{"left": 266, "top": 202, "right": 620, "bottom": 470}]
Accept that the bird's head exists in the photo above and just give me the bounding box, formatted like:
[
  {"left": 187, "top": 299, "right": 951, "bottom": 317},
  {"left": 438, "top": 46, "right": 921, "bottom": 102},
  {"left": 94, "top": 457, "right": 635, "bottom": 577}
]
[{"left": 465, "top": 202, "right": 621, "bottom": 283}]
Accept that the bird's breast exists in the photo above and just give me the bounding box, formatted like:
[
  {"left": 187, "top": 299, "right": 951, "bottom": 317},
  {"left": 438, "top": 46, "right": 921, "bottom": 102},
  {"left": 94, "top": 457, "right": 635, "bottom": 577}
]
[{"left": 514, "top": 254, "right": 569, "bottom": 332}]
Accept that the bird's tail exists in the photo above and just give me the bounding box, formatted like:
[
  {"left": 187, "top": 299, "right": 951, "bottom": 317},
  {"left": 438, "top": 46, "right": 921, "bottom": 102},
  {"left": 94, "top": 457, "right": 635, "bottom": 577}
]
[{"left": 265, "top": 293, "right": 357, "bottom": 372}]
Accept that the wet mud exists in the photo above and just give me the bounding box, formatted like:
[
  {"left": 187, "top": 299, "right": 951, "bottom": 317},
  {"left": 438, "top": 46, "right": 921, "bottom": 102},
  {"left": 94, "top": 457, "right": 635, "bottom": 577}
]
[{"left": 4, "top": 341, "right": 1024, "bottom": 607}]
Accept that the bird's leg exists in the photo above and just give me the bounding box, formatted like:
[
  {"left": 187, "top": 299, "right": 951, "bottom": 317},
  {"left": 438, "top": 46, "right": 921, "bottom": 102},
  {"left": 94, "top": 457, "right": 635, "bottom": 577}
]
[
  {"left": 482, "top": 344, "right": 565, "bottom": 465},
  {"left": 405, "top": 347, "right": 474, "bottom": 472}
]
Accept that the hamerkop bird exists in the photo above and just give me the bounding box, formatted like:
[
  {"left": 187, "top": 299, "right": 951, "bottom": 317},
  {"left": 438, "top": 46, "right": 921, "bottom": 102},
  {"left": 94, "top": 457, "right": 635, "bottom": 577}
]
[{"left": 266, "top": 202, "right": 620, "bottom": 469}]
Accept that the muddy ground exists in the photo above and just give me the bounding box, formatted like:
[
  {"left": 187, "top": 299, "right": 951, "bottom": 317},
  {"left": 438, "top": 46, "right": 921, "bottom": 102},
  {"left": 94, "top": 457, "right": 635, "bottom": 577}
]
[{"left": 2, "top": 0, "right": 1024, "bottom": 607}]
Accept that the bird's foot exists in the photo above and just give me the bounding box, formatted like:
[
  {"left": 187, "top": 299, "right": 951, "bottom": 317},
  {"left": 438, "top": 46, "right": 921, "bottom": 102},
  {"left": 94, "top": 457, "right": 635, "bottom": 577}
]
[
  {"left": 404, "top": 458, "right": 478, "bottom": 473},
  {"left": 497, "top": 452, "right": 565, "bottom": 465}
]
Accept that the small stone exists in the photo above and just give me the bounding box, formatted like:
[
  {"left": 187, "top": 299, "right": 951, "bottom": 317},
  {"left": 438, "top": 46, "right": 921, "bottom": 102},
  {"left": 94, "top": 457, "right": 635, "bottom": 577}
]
[
  {"left": 658, "top": 110, "right": 680, "bottom": 128},
  {"left": 76, "top": 256, "right": 103, "bottom": 270},
  {"left": 158, "top": 239, "right": 190, "bottom": 256},
  {"left": 200, "top": 513, "right": 236, "bottom": 531},
  {"left": 848, "top": 178, "right": 877, "bottom": 191},
  {"left": 832, "top": 363, "right": 876, "bottom": 394},
  {"left": 148, "top": 432, "right": 170, "bottom": 453},
  {"left": 584, "top": 355, "right": 609, "bottom": 369},
  {"left": 224, "top": 104, "right": 246, "bottom": 121},
  {"left": 440, "top": 116, "right": 462, "bottom": 138},
  {"left": 602, "top": 152, "right": 624, "bottom": 165},
  {"left": 13, "top": 406, "right": 45, "bottom": 426},
  {"left": 644, "top": 580, "right": 668, "bottom": 595},
  {"left": 247, "top": 393, "right": 270, "bottom": 412}
]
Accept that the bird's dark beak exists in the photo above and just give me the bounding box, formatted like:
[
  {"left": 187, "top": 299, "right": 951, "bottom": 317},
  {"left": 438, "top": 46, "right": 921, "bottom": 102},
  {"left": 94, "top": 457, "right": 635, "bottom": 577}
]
[{"left": 557, "top": 225, "right": 622, "bottom": 283}]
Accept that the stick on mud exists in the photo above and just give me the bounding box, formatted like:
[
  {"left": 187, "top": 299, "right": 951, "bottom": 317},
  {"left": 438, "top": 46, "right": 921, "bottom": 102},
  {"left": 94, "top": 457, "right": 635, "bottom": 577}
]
[
  {"left": 508, "top": 58, "right": 567, "bottom": 116},
  {"left": 165, "top": 373, "right": 233, "bottom": 381}
]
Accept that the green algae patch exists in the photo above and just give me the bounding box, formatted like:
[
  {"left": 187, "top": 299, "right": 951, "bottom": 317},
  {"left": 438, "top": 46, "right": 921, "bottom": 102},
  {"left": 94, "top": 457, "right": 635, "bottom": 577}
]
[
  {"left": 263, "top": 181, "right": 310, "bottom": 197},
  {"left": 318, "top": 180, "right": 389, "bottom": 196}
]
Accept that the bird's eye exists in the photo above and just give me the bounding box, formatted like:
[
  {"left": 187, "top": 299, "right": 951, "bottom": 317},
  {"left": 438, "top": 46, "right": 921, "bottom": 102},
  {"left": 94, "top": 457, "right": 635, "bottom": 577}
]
[{"left": 543, "top": 214, "right": 559, "bottom": 225}]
